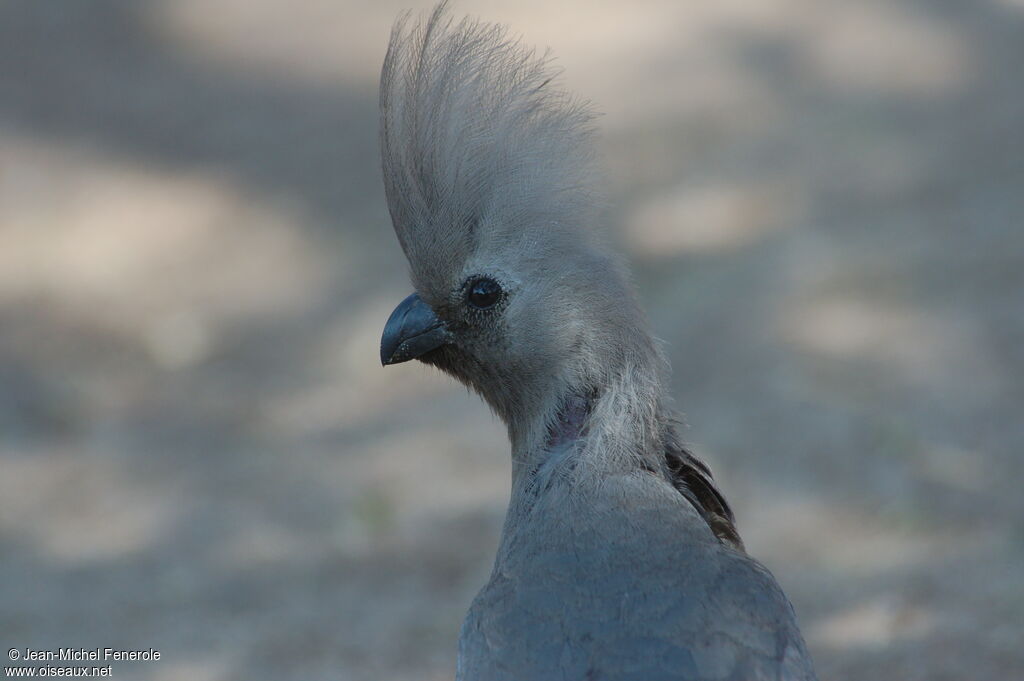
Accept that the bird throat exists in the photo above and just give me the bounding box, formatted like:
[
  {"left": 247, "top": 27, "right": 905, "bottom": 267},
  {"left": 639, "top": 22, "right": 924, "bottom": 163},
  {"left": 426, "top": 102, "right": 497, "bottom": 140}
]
[{"left": 544, "top": 393, "right": 591, "bottom": 451}]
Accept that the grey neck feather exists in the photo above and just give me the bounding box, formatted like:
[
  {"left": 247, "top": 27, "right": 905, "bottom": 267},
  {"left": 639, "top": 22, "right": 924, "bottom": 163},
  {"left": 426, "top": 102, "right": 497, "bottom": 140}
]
[
  {"left": 506, "top": 343, "right": 668, "bottom": 492},
  {"left": 499, "top": 329, "right": 745, "bottom": 551}
]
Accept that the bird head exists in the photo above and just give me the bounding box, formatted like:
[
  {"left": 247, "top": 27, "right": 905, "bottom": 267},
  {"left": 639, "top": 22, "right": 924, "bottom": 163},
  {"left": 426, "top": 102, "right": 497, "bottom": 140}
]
[{"left": 378, "top": 5, "right": 662, "bottom": 441}]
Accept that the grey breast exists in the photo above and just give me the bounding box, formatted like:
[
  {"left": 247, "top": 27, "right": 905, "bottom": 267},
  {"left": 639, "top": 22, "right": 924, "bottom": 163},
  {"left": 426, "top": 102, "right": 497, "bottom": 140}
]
[{"left": 457, "top": 473, "right": 816, "bottom": 681}]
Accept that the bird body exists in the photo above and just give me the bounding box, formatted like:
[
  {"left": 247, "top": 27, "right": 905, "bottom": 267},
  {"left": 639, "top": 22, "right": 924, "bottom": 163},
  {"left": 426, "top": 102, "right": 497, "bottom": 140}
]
[
  {"left": 459, "top": 470, "right": 812, "bottom": 681},
  {"left": 378, "top": 5, "right": 817, "bottom": 679}
]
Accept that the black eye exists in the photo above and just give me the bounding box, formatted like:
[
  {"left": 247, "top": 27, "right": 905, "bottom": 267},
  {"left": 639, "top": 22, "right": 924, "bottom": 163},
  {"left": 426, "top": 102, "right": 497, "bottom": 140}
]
[{"left": 467, "top": 277, "right": 502, "bottom": 309}]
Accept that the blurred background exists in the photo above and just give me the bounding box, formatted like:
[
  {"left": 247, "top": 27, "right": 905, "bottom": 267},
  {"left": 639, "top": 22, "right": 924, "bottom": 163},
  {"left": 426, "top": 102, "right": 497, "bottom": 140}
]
[{"left": 1, "top": 1, "right": 1022, "bottom": 679}]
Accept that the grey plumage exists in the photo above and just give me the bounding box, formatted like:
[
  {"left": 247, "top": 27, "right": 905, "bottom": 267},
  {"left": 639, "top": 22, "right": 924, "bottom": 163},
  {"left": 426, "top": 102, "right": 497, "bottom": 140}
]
[{"left": 378, "top": 5, "right": 816, "bottom": 680}]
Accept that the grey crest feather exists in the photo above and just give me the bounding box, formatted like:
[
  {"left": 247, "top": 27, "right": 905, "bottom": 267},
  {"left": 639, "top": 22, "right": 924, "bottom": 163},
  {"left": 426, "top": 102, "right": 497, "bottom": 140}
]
[{"left": 380, "top": 3, "right": 600, "bottom": 293}]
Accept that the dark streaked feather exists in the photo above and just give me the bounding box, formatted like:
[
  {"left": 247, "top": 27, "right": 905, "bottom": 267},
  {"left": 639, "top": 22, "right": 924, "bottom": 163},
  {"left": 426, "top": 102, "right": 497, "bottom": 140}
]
[{"left": 663, "top": 428, "right": 745, "bottom": 551}]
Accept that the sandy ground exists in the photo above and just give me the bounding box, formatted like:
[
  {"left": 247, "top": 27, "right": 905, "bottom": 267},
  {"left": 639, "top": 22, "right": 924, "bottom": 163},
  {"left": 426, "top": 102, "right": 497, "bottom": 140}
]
[{"left": 1, "top": 1, "right": 1022, "bottom": 680}]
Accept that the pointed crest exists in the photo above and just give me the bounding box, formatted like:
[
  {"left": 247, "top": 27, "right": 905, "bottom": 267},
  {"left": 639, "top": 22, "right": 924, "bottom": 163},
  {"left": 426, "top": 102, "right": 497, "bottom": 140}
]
[{"left": 380, "top": 3, "right": 601, "bottom": 290}]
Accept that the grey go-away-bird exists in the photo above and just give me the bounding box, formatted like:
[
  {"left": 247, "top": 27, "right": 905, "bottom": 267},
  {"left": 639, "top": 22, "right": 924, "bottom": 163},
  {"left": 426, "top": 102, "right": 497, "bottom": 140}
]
[{"left": 377, "top": 5, "right": 816, "bottom": 680}]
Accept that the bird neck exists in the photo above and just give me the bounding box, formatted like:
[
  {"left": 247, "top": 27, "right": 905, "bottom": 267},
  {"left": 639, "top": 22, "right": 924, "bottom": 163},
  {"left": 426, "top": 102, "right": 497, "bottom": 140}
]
[{"left": 507, "top": 358, "right": 668, "bottom": 493}]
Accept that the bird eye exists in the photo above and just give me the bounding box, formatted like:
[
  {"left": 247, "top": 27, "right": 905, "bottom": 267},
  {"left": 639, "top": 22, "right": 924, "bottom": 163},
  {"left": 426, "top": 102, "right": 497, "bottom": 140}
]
[{"left": 466, "top": 277, "right": 502, "bottom": 309}]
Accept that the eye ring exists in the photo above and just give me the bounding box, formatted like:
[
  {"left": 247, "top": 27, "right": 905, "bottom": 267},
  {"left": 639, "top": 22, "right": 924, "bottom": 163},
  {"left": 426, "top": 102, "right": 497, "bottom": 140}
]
[{"left": 466, "top": 277, "right": 503, "bottom": 310}]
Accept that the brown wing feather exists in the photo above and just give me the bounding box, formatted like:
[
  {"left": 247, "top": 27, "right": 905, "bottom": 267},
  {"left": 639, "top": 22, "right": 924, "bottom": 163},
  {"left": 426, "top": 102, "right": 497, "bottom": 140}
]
[{"left": 662, "top": 429, "right": 745, "bottom": 552}]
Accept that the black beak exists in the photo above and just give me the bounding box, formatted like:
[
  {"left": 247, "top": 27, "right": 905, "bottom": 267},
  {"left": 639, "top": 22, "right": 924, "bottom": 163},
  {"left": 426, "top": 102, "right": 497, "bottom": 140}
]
[{"left": 380, "top": 293, "right": 453, "bottom": 366}]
